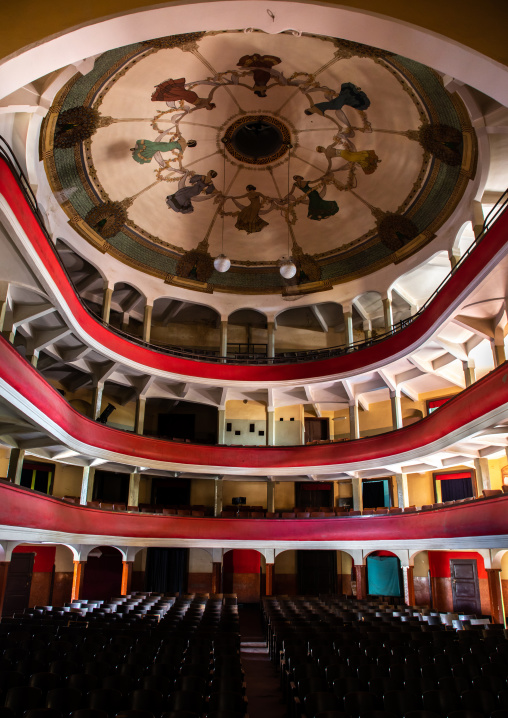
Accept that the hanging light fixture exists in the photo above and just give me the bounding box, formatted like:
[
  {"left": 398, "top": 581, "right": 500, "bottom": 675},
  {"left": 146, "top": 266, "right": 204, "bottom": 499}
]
[
  {"left": 214, "top": 142, "right": 231, "bottom": 273},
  {"left": 280, "top": 142, "right": 296, "bottom": 279}
]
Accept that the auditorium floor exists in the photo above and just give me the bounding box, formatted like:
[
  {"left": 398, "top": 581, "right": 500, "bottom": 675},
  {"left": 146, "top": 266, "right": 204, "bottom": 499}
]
[{"left": 239, "top": 604, "right": 286, "bottom": 718}]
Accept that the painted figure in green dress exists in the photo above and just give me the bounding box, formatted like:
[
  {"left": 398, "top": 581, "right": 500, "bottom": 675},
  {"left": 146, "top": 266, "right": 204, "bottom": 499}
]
[
  {"left": 131, "top": 138, "right": 197, "bottom": 164},
  {"left": 291, "top": 175, "right": 339, "bottom": 221}
]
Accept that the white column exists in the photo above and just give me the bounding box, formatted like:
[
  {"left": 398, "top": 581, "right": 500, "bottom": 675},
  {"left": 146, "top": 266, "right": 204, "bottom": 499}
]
[
  {"left": 491, "top": 340, "right": 506, "bottom": 367},
  {"left": 267, "top": 407, "right": 275, "bottom": 446},
  {"left": 128, "top": 471, "right": 141, "bottom": 507},
  {"left": 342, "top": 304, "right": 353, "bottom": 347},
  {"left": 143, "top": 304, "right": 153, "bottom": 343},
  {"left": 449, "top": 247, "right": 461, "bottom": 269},
  {"left": 90, "top": 382, "right": 104, "bottom": 419},
  {"left": 462, "top": 359, "right": 476, "bottom": 387},
  {"left": 472, "top": 200, "right": 485, "bottom": 241},
  {"left": 218, "top": 408, "right": 226, "bottom": 444},
  {"left": 363, "top": 320, "right": 372, "bottom": 341},
  {"left": 267, "top": 321, "right": 275, "bottom": 358},
  {"left": 351, "top": 477, "right": 363, "bottom": 511},
  {"left": 135, "top": 396, "right": 146, "bottom": 434},
  {"left": 214, "top": 477, "right": 223, "bottom": 517},
  {"left": 395, "top": 473, "right": 409, "bottom": 508},
  {"left": 390, "top": 389, "right": 403, "bottom": 430},
  {"left": 220, "top": 319, "right": 228, "bottom": 362},
  {"left": 7, "top": 448, "right": 25, "bottom": 484},
  {"left": 80, "top": 466, "right": 95, "bottom": 505},
  {"left": 267, "top": 481, "right": 275, "bottom": 513},
  {"left": 349, "top": 401, "right": 360, "bottom": 440},
  {"left": 102, "top": 285, "right": 113, "bottom": 323},
  {"left": 382, "top": 294, "right": 393, "bottom": 333},
  {"left": 474, "top": 457, "right": 491, "bottom": 492},
  {"left": 0, "top": 282, "right": 9, "bottom": 333}
]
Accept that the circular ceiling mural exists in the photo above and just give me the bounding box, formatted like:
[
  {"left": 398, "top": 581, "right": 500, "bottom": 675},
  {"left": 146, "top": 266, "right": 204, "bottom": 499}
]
[{"left": 43, "top": 31, "right": 476, "bottom": 295}]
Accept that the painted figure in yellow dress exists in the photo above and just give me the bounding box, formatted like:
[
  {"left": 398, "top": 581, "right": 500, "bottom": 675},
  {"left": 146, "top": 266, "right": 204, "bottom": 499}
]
[{"left": 316, "top": 144, "right": 380, "bottom": 175}]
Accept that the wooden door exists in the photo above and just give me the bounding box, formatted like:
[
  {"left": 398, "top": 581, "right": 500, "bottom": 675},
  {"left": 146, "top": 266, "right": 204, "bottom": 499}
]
[
  {"left": 2, "top": 553, "right": 34, "bottom": 616},
  {"left": 450, "top": 559, "right": 481, "bottom": 615},
  {"left": 304, "top": 418, "right": 329, "bottom": 442}
]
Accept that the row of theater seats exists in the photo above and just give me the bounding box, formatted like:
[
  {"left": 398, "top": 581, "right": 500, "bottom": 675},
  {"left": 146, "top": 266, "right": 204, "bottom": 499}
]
[
  {"left": 59, "top": 489, "right": 508, "bottom": 517},
  {"left": 0, "top": 591, "right": 246, "bottom": 718},
  {"left": 263, "top": 595, "right": 508, "bottom": 718}
]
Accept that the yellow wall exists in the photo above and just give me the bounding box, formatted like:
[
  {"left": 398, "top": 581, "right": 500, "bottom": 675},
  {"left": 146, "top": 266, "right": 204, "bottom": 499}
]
[
  {"left": 0, "top": 447, "right": 10, "bottom": 478},
  {"left": 275, "top": 550, "right": 297, "bottom": 574},
  {"left": 190, "top": 478, "right": 215, "bottom": 507},
  {"left": 54, "top": 544, "right": 74, "bottom": 571},
  {"left": 225, "top": 400, "right": 268, "bottom": 446},
  {"left": 275, "top": 405, "right": 302, "bottom": 446},
  {"left": 487, "top": 456, "right": 507, "bottom": 490},
  {"left": 189, "top": 547, "right": 213, "bottom": 573},
  {"left": 407, "top": 472, "right": 434, "bottom": 507},
  {"left": 359, "top": 399, "right": 392, "bottom": 437},
  {"left": 223, "top": 481, "right": 268, "bottom": 508}
]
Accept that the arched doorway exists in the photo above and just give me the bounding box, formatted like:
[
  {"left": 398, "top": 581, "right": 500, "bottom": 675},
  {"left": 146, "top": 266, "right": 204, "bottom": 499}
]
[
  {"left": 82, "top": 546, "right": 123, "bottom": 600},
  {"left": 223, "top": 549, "right": 261, "bottom": 603}
]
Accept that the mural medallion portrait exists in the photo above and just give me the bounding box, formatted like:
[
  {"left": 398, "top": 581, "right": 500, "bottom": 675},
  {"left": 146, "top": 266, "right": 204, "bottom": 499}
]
[{"left": 43, "top": 30, "right": 476, "bottom": 294}]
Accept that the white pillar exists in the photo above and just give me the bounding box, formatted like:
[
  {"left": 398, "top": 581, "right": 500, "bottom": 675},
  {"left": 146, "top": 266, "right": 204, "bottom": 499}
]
[
  {"left": 382, "top": 294, "right": 393, "bottom": 333},
  {"left": 218, "top": 408, "right": 226, "bottom": 444},
  {"left": 90, "top": 382, "right": 104, "bottom": 419},
  {"left": 135, "top": 397, "right": 146, "bottom": 434},
  {"left": 390, "top": 389, "right": 403, "bottom": 430},
  {"left": 80, "top": 466, "right": 95, "bottom": 505},
  {"left": 7, "top": 448, "right": 25, "bottom": 484},
  {"left": 462, "top": 359, "right": 476, "bottom": 387},
  {"left": 267, "top": 408, "right": 275, "bottom": 446},
  {"left": 491, "top": 340, "right": 506, "bottom": 367},
  {"left": 449, "top": 248, "right": 461, "bottom": 269},
  {"left": 363, "top": 320, "right": 372, "bottom": 341},
  {"left": 267, "top": 321, "right": 275, "bottom": 358},
  {"left": 474, "top": 457, "right": 491, "bottom": 492},
  {"left": 351, "top": 477, "right": 363, "bottom": 511},
  {"left": 472, "top": 200, "right": 485, "bottom": 240},
  {"left": 128, "top": 472, "right": 141, "bottom": 507},
  {"left": 214, "top": 477, "right": 223, "bottom": 517},
  {"left": 343, "top": 309, "right": 353, "bottom": 347},
  {"left": 349, "top": 401, "right": 360, "bottom": 440},
  {"left": 220, "top": 320, "right": 228, "bottom": 362},
  {"left": 102, "top": 285, "right": 113, "bottom": 323},
  {"left": 143, "top": 304, "right": 153, "bottom": 343},
  {"left": 395, "top": 473, "right": 409, "bottom": 508}
]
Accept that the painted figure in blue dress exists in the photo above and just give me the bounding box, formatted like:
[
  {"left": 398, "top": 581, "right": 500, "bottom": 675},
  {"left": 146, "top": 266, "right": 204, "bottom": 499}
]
[
  {"left": 304, "top": 82, "right": 370, "bottom": 117},
  {"left": 166, "top": 170, "right": 218, "bottom": 215}
]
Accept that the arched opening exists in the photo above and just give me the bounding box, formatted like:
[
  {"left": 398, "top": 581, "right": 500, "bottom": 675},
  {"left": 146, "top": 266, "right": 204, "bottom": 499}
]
[
  {"left": 365, "top": 550, "right": 403, "bottom": 601},
  {"left": 145, "top": 547, "right": 189, "bottom": 595},
  {"left": 427, "top": 550, "right": 487, "bottom": 615},
  {"left": 228, "top": 308, "right": 267, "bottom": 356},
  {"left": 151, "top": 297, "right": 220, "bottom": 353},
  {"left": 110, "top": 282, "right": 145, "bottom": 337},
  {"left": 275, "top": 302, "right": 343, "bottom": 352},
  {"left": 55, "top": 239, "right": 105, "bottom": 314},
  {"left": 223, "top": 549, "right": 262, "bottom": 603},
  {"left": 82, "top": 546, "right": 123, "bottom": 600}
]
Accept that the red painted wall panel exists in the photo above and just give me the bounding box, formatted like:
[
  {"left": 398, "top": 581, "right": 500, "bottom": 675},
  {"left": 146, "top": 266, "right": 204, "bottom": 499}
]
[
  {"left": 13, "top": 544, "right": 56, "bottom": 572},
  {"left": 223, "top": 549, "right": 260, "bottom": 573},
  {"left": 428, "top": 550, "right": 487, "bottom": 578}
]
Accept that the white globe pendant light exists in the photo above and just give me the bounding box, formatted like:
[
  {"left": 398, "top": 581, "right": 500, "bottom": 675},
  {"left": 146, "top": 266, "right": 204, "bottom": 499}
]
[
  {"left": 280, "top": 258, "right": 297, "bottom": 278},
  {"left": 214, "top": 253, "right": 231, "bottom": 273}
]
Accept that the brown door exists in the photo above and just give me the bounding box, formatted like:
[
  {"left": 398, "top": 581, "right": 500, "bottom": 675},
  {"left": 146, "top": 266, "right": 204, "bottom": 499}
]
[
  {"left": 2, "top": 553, "right": 34, "bottom": 616},
  {"left": 450, "top": 559, "right": 481, "bottom": 615},
  {"left": 304, "top": 418, "right": 329, "bottom": 442}
]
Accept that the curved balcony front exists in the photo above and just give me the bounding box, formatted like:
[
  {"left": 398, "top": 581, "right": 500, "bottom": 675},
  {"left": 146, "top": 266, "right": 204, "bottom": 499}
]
[{"left": 1, "top": 156, "right": 508, "bottom": 386}]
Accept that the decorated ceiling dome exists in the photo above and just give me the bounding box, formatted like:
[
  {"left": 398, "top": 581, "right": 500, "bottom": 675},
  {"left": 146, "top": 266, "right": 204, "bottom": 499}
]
[{"left": 43, "top": 30, "right": 476, "bottom": 295}]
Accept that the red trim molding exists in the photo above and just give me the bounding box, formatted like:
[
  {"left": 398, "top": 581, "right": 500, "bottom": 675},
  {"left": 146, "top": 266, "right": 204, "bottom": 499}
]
[{"left": 1, "top": 158, "right": 507, "bottom": 383}]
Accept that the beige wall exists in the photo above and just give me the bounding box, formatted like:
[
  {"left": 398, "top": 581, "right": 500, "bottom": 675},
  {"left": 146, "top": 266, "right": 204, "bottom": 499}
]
[
  {"left": 0, "top": 446, "right": 10, "bottom": 477},
  {"left": 223, "top": 481, "right": 268, "bottom": 508},
  {"left": 407, "top": 472, "right": 434, "bottom": 507},
  {"left": 189, "top": 547, "right": 213, "bottom": 573},
  {"left": 275, "top": 405, "right": 303, "bottom": 446},
  {"left": 413, "top": 550, "right": 429, "bottom": 577},
  {"left": 190, "top": 478, "right": 215, "bottom": 507},
  {"left": 275, "top": 550, "right": 297, "bottom": 573},
  {"left": 225, "top": 400, "right": 268, "bottom": 446},
  {"left": 54, "top": 544, "right": 74, "bottom": 571}
]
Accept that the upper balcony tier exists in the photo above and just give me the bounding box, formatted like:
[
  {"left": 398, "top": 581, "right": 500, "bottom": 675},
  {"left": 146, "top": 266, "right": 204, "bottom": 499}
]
[{"left": 1, "top": 148, "right": 507, "bottom": 388}]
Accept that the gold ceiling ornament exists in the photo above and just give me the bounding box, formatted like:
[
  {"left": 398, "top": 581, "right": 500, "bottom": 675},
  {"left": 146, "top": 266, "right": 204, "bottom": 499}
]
[
  {"left": 54, "top": 107, "right": 114, "bottom": 149},
  {"left": 142, "top": 32, "right": 206, "bottom": 52},
  {"left": 85, "top": 202, "right": 128, "bottom": 239}
]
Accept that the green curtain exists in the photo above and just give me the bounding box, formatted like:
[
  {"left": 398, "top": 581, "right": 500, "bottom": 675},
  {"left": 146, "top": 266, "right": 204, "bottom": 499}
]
[{"left": 367, "top": 556, "right": 401, "bottom": 596}]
